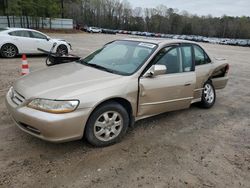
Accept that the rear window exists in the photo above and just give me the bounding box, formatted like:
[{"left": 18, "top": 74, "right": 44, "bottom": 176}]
[
  {"left": 30, "top": 31, "right": 47, "bottom": 39},
  {"left": 8, "top": 30, "right": 30, "bottom": 37},
  {"left": 193, "top": 45, "right": 211, "bottom": 65}
]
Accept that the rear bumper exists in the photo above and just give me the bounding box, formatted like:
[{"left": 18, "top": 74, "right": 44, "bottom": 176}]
[{"left": 5, "top": 93, "right": 91, "bottom": 143}]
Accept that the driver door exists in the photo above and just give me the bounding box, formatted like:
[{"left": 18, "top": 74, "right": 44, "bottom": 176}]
[{"left": 138, "top": 45, "right": 196, "bottom": 117}]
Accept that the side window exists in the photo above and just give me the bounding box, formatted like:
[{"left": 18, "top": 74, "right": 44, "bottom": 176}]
[
  {"left": 155, "top": 47, "right": 182, "bottom": 74},
  {"left": 194, "top": 45, "right": 211, "bottom": 65},
  {"left": 181, "top": 46, "right": 193, "bottom": 72},
  {"left": 8, "top": 30, "right": 30, "bottom": 38},
  {"left": 8, "top": 31, "right": 16, "bottom": 36},
  {"left": 30, "top": 31, "right": 47, "bottom": 39}
]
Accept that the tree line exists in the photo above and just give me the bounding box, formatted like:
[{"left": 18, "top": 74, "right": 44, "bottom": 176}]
[{"left": 1, "top": 0, "right": 250, "bottom": 39}]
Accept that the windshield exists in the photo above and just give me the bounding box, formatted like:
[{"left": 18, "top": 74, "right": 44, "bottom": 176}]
[{"left": 78, "top": 40, "right": 157, "bottom": 75}]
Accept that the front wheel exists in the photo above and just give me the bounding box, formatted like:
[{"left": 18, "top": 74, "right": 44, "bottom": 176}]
[
  {"left": 200, "top": 81, "right": 216, "bottom": 108},
  {"left": 56, "top": 45, "right": 68, "bottom": 56},
  {"left": 85, "top": 102, "right": 129, "bottom": 147}
]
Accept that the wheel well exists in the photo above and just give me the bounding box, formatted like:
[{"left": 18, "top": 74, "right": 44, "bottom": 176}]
[
  {"left": 1, "top": 43, "right": 19, "bottom": 54},
  {"left": 89, "top": 98, "right": 134, "bottom": 127},
  {"left": 56, "top": 44, "right": 68, "bottom": 55},
  {"left": 57, "top": 44, "right": 68, "bottom": 50}
]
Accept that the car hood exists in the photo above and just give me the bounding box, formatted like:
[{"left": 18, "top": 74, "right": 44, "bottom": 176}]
[{"left": 13, "top": 62, "right": 122, "bottom": 100}]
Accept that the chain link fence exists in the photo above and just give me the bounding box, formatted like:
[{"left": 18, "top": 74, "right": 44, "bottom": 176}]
[{"left": 0, "top": 16, "right": 73, "bottom": 29}]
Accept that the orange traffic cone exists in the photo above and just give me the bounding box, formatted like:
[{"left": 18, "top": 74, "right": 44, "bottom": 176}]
[{"left": 21, "top": 54, "right": 29, "bottom": 75}]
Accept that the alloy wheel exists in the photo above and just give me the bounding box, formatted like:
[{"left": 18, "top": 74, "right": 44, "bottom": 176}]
[
  {"left": 94, "top": 111, "right": 123, "bottom": 142},
  {"left": 2, "top": 44, "right": 17, "bottom": 58},
  {"left": 204, "top": 83, "right": 215, "bottom": 104},
  {"left": 56, "top": 45, "right": 68, "bottom": 56}
]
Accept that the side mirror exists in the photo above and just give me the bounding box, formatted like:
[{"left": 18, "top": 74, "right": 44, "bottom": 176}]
[
  {"left": 144, "top": 65, "right": 167, "bottom": 77},
  {"left": 46, "top": 37, "right": 50, "bottom": 41}
]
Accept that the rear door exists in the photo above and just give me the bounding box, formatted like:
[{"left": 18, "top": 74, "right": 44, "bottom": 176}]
[
  {"left": 193, "top": 44, "right": 213, "bottom": 99},
  {"left": 138, "top": 45, "right": 196, "bottom": 117},
  {"left": 211, "top": 59, "right": 229, "bottom": 89},
  {"left": 8, "top": 30, "right": 35, "bottom": 53}
]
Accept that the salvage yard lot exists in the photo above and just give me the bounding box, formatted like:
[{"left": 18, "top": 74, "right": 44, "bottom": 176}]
[{"left": 0, "top": 33, "right": 250, "bottom": 188}]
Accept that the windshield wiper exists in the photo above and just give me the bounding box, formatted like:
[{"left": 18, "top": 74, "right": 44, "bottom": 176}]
[
  {"left": 76, "top": 60, "right": 122, "bottom": 74},
  {"left": 87, "top": 63, "right": 115, "bottom": 73},
  {"left": 76, "top": 59, "right": 87, "bottom": 64}
]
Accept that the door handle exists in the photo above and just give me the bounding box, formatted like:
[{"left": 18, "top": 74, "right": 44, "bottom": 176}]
[
  {"left": 184, "top": 83, "right": 191, "bottom": 86},
  {"left": 184, "top": 80, "right": 193, "bottom": 86}
]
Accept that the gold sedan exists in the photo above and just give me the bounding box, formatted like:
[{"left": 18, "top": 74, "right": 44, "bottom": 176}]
[{"left": 5, "top": 39, "right": 229, "bottom": 146}]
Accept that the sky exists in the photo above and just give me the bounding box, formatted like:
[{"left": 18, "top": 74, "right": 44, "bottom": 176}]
[{"left": 127, "top": 0, "right": 250, "bottom": 17}]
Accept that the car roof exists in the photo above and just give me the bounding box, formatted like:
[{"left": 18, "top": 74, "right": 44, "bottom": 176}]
[
  {"left": 122, "top": 37, "right": 199, "bottom": 46},
  {"left": 2, "top": 27, "right": 41, "bottom": 32}
]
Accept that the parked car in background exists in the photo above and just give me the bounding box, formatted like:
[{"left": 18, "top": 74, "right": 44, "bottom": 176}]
[
  {"left": 6, "top": 38, "right": 229, "bottom": 147},
  {"left": 87, "top": 27, "right": 102, "bottom": 33},
  {"left": 122, "top": 30, "right": 129, "bottom": 34},
  {"left": 131, "top": 31, "right": 137, "bottom": 35},
  {"left": 0, "top": 28, "right": 71, "bottom": 58},
  {"left": 80, "top": 26, "right": 250, "bottom": 47},
  {"left": 248, "top": 40, "right": 250, "bottom": 47},
  {"left": 155, "top": 33, "right": 162, "bottom": 37},
  {"left": 102, "top": 29, "right": 116, "bottom": 35},
  {"left": 80, "top": 25, "right": 89, "bottom": 32},
  {"left": 142, "top": 32, "right": 154, "bottom": 37},
  {"left": 237, "top": 39, "right": 248, "bottom": 47}
]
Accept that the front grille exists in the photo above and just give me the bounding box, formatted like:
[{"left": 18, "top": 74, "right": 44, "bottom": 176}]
[{"left": 11, "top": 90, "right": 25, "bottom": 106}]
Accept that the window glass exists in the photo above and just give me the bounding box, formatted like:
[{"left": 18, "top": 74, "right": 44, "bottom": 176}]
[
  {"left": 194, "top": 45, "right": 211, "bottom": 65},
  {"left": 204, "top": 52, "right": 211, "bottom": 63},
  {"left": 133, "top": 47, "right": 151, "bottom": 61},
  {"left": 30, "top": 31, "right": 47, "bottom": 39},
  {"left": 79, "top": 40, "right": 156, "bottom": 75},
  {"left": 181, "top": 46, "right": 192, "bottom": 72},
  {"left": 9, "top": 30, "right": 30, "bottom": 37},
  {"left": 155, "top": 47, "right": 182, "bottom": 74},
  {"left": 0, "top": 28, "right": 7, "bottom": 32},
  {"left": 94, "top": 44, "right": 128, "bottom": 60},
  {"left": 8, "top": 32, "right": 15, "bottom": 36}
]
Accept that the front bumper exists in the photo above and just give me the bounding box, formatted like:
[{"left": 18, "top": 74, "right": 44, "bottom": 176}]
[{"left": 5, "top": 93, "right": 91, "bottom": 143}]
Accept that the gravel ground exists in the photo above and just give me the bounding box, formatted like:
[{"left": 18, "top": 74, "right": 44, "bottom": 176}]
[{"left": 0, "top": 33, "right": 250, "bottom": 188}]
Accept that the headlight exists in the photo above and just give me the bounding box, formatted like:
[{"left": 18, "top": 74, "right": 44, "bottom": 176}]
[
  {"left": 27, "top": 99, "right": 79, "bottom": 113},
  {"left": 67, "top": 43, "right": 72, "bottom": 50},
  {"left": 7, "top": 87, "right": 13, "bottom": 98}
]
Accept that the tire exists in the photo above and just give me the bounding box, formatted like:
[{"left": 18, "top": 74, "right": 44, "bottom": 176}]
[
  {"left": 56, "top": 45, "right": 68, "bottom": 56},
  {"left": 200, "top": 80, "right": 216, "bottom": 108},
  {"left": 85, "top": 102, "right": 129, "bottom": 147},
  {"left": 1, "top": 43, "right": 18, "bottom": 58}
]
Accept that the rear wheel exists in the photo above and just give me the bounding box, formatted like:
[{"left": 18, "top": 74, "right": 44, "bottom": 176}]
[
  {"left": 56, "top": 45, "right": 68, "bottom": 56},
  {"left": 85, "top": 102, "right": 129, "bottom": 147},
  {"left": 200, "top": 80, "right": 216, "bottom": 108},
  {"left": 1, "top": 43, "right": 18, "bottom": 58}
]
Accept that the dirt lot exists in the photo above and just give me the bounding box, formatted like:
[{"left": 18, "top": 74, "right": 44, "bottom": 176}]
[{"left": 0, "top": 33, "right": 250, "bottom": 188}]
